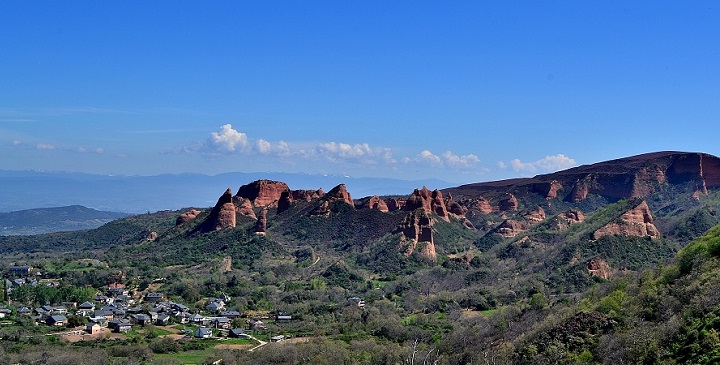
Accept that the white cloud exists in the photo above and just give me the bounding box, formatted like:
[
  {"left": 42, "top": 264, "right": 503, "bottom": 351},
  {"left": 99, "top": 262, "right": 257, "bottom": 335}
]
[
  {"left": 256, "top": 139, "right": 272, "bottom": 154},
  {"left": 507, "top": 154, "right": 577, "bottom": 174},
  {"left": 315, "top": 142, "right": 394, "bottom": 164},
  {"left": 276, "top": 141, "right": 290, "bottom": 155},
  {"left": 534, "top": 154, "right": 577, "bottom": 171},
  {"left": 410, "top": 149, "right": 481, "bottom": 169},
  {"left": 207, "top": 124, "right": 248, "bottom": 153},
  {"left": 418, "top": 150, "right": 443, "bottom": 166},
  {"left": 442, "top": 151, "right": 480, "bottom": 167},
  {"left": 36, "top": 143, "right": 56, "bottom": 150},
  {"left": 20, "top": 140, "right": 104, "bottom": 155}
]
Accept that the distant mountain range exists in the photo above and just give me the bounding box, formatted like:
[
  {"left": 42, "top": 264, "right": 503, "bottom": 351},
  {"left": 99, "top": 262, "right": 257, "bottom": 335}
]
[
  {"left": 0, "top": 205, "right": 129, "bottom": 236},
  {"left": 0, "top": 170, "right": 451, "bottom": 214}
]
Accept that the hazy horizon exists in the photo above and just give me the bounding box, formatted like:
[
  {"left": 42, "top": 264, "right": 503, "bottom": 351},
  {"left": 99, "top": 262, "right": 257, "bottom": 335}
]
[{"left": 2, "top": 2, "right": 719, "bottom": 185}]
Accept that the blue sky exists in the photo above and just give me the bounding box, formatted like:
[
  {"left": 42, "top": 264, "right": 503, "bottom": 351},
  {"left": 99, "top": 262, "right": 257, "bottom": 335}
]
[{"left": 1, "top": 2, "right": 719, "bottom": 184}]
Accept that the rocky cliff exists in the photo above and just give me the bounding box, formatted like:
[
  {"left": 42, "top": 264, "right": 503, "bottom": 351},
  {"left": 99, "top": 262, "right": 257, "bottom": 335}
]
[
  {"left": 445, "top": 152, "right": 720, "bottom": 204},
  {"left": 396, "top": 209, "right": 437, "bottom": 262},
  {"left": 198, "top": 188, "right": 237, "bottom": 232},
  {"left": 592, "top": 200, "right": 660, "bottom": 240},
  {"left": 404, "top": 187, "right": 450, "bottom": 221},
  {"left": 236, "top": 180, "right": 290, "bottom": 207}
]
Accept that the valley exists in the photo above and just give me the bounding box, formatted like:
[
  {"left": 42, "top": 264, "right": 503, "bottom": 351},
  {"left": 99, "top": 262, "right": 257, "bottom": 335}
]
[{"left": 1, "top": 151, "right": 720, "bottom": 364}]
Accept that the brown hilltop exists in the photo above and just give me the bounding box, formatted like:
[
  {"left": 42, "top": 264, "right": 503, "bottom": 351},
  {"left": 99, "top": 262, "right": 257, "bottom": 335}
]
[{"left": 444, "top": 152, "right": 720, "bottom": 203}]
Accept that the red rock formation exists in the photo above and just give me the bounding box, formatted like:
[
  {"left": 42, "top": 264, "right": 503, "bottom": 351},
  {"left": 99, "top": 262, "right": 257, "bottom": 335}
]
[
  {"left": 253, "top": 209, "right": 268, "bottom": 235},
  {"left": 403, "top": 187, "right": 450, "bottom": 221},
  {"left": 277, "top": 191, "right": 293, "bottom": 213},
  {"left": 493, "top": 207, "right": 546, "bottom": 237},
  {"left": 548, "top": 210, "right": 585, "bottom": 231},
  {"left": 309, "top": 201, "right": 331, "bottom": 217},
  {"left": 524, "top": 207, "right": 546, "bottom": 222},
  {"left": 234, "top": 197, "right": 257, "bottom": 219},
  {"left": 366, "top": 196, "right": 389, "bottom": 212},
  {"left": 308, "top": 185, "right": 354, "bottom": 216},
  {"left": 631, "top": 167, "right": 667, "bottom": 197},
  {"left": 236, "top": 180, "right": 290, "bottom": 207},
  {"left": 445, "top": 194, "right": 467, "bottom": 216},
  {"left": 495, "top": 220, "right": 528, "bottom": 237},
  {"left": 198, "top": 188, "right": 238, "bottom": 232},
  {"left": 431, "top": 190, "right": 449, "bottom": 221},
  {"left": 176, "top": 209, "right": 201, "bottom": 225},
  {"left": 325, "top": 184, "right": 354, "bottom": 206},
  {"left": 396, "top": 210, "right": 436, "bottom": 262},
  {"left": 294, "top": 189, "right": 324, "bottom": 201},
  {"left": 385, "top": 198, "right": 404, "bottom": 211},
  {"left": 562, "top": 210, "right": 585, "bottom": 223},
  {"left": 531, "top": 181, "right": 563, "bottom": 200},
  {"left": 445, "top": 152, "right": 720, "bottom": 204},
  {"left": 592, "top": 200, "right": 660, "bottom": 240},
  {"left": 214, "top": 188, "right": 237, "bottom": 230},
  {"left": 499, "top": 193, "right": 518, "bottom": 211},
  {"left": 465, "top": 197, "right": 494, "bottom": 214},
  {"left": 146, "top": 231, "right": 158, "bottom": 241},
  {"left": 277, "top": 188, "right": 325, "bottom": 213},
  {"left": 587, "top": 258, "right": 612, "bottom": 280},
  {"left": 405, "top": 187, "right": 433, "bottom": 212}
]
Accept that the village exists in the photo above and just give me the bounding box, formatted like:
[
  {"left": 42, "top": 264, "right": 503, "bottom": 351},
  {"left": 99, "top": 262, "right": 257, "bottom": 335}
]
[{"left": 1, "top": 265, "right": 313, "bottom": 348}]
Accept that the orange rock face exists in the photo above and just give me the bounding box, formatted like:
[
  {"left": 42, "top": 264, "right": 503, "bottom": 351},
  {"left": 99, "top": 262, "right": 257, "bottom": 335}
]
[
  {"left": 466, "top": 197, "right": 494, "bottom": 214},
  {"left": 397, "top": 210, "right": 436, "bottom": 262},
  {"left": 366, "top": 196, "right": 389, "bottom": 212},
  {"left": 325, "top": 184, "right": 354, "bottom": 206},
  {"left": 499, "top": 193, "right": 518, "bottom": 211},
  {"left": 403, "top": 187, "right": 450, "bottom": 221},
  {"left": 587, "top": 258, "right": 612, "bottom": 280},
  {"left": 445, "top": 194, "right": 467, "bottom": 216},
  {"left": 176, "top": 209, "right": 201, "bottom": 225},
  {"left": 253, "top": 209, "right": 268, "bottom": 235},
  {"left": 592, "top": 200, "right": 660, "bottom": 240},
  {"left": 531, "top": 181, "right": 563, "bottom": 200},
  {"left": 277, "top": 188, "right": 325, "bottom": 213},
  {"left": 405, "top": 187, "right": 433, "bottom": 212},
  {"left": 308, "top": 184, "right": 354, "bottom": 217},
  {"left": 213, "top": 188, "right": 237, "bottom": 231},
  {"left": 199, "top": 188, "right": 237, "bottom": 232},
  {"left": 309, "top": 200, "right": 331, "bottom": 217},
  {"left": 562, "top": 210, "right": 585, "bottom": 223},
  {"left": 385, "top": 198, "right": 404, "bottom": 211},
  {"left": 524, "top": 207, "right": 546, "bottom": 222},
  {"left": 234, "top": 197, "right": 257, "bottom": 219},
  {"left": 236, "top": 180, "right": 290, "bottom": 207},
  {"left": 495, "top": 220, "right": 528, "bottom": 237}
]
